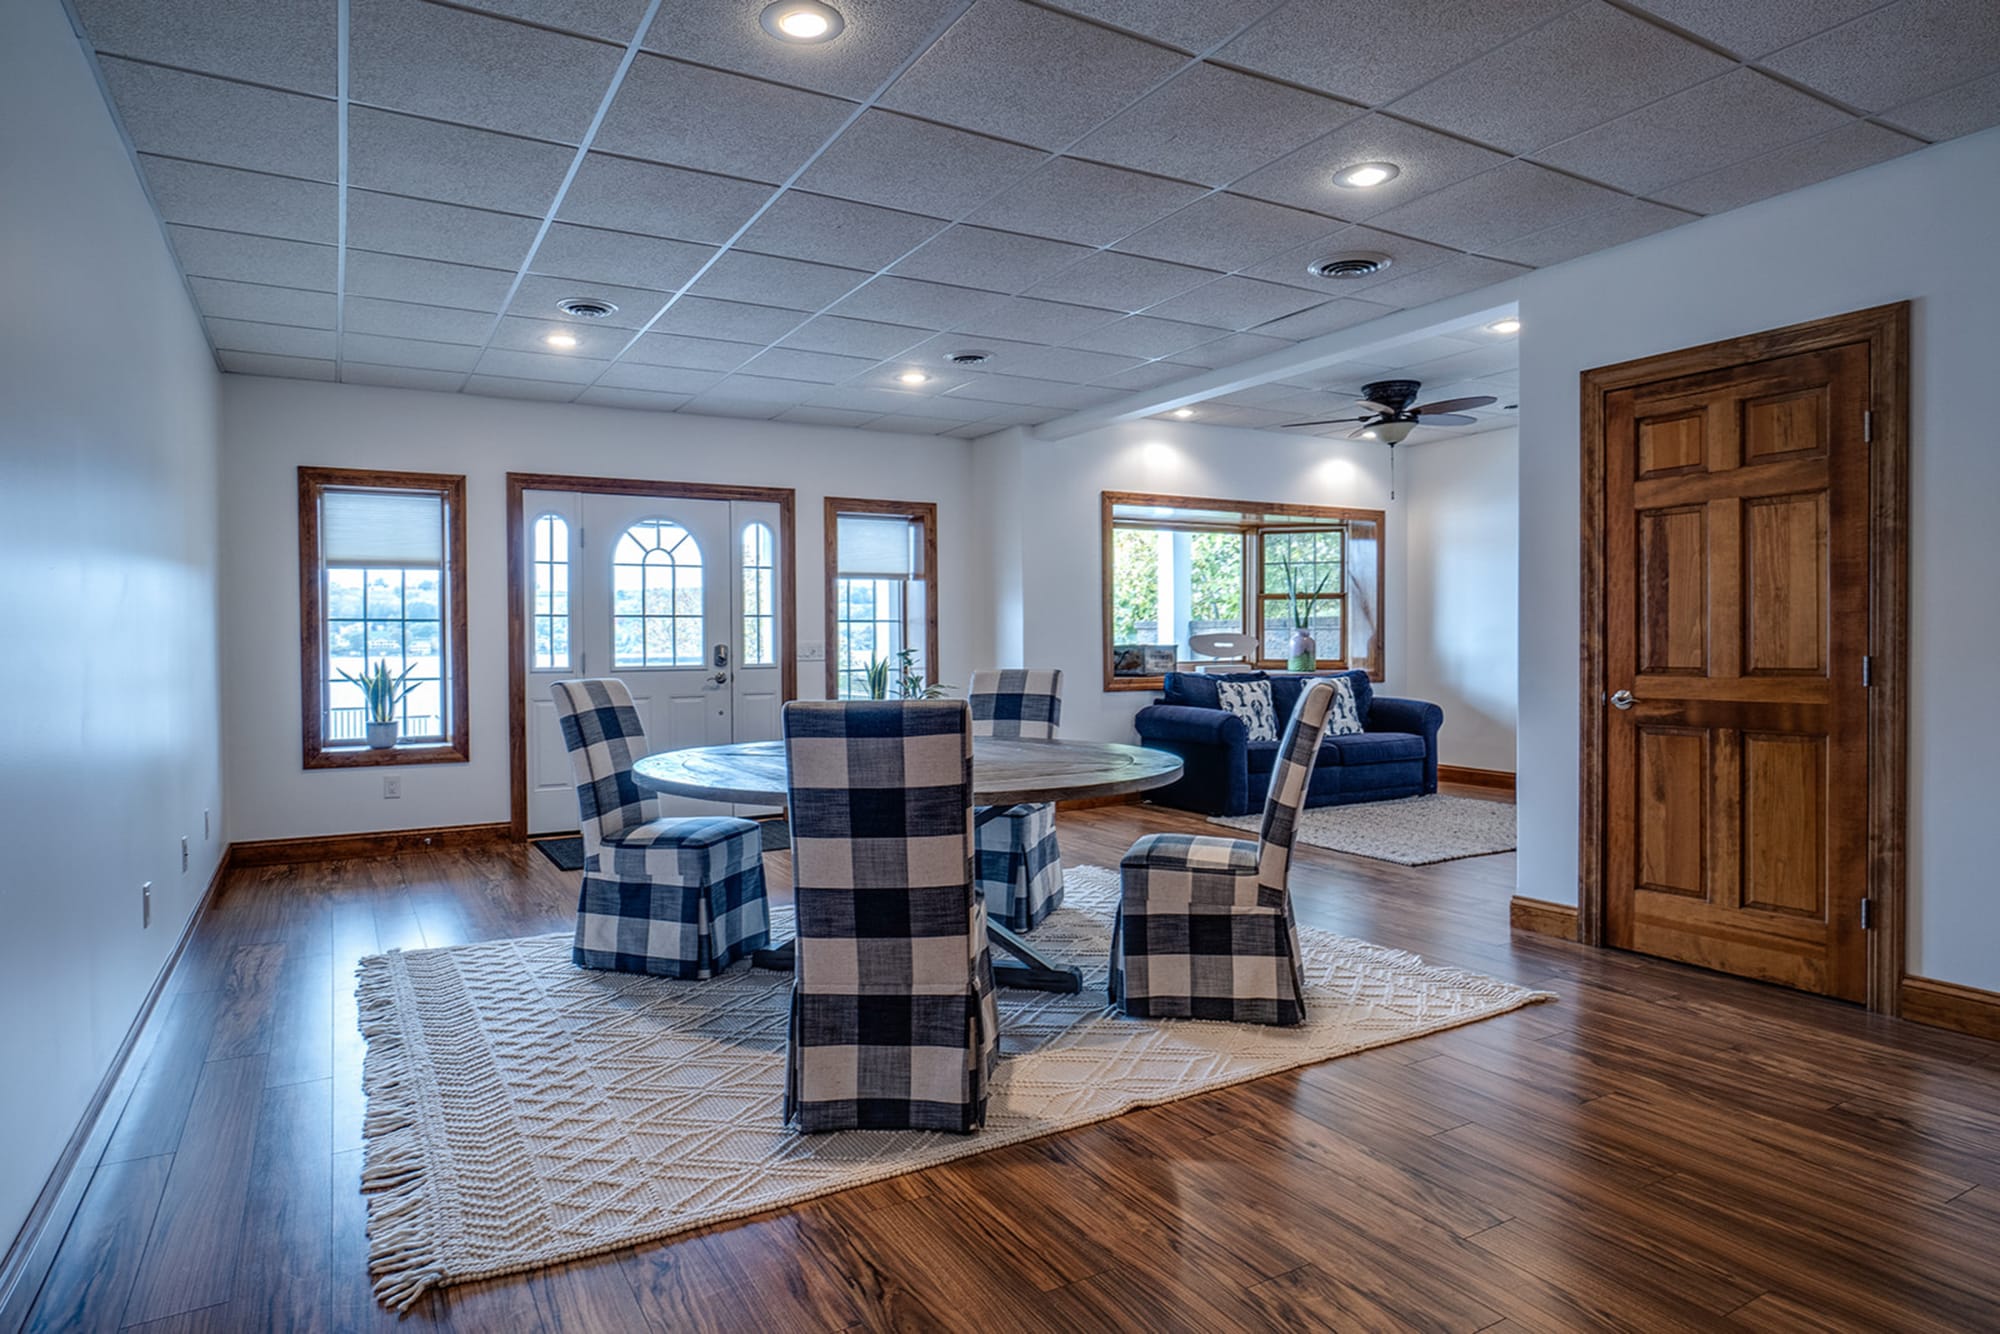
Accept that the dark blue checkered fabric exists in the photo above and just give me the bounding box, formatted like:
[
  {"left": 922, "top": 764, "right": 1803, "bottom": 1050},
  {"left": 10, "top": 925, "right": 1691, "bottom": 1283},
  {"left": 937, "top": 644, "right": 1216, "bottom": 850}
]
[
  {"left": 783, "top": 699, "right": 998, "bottom": 1134},
  {"left": 1109, "top": 679, "right": 1338, "bottom": 1025},
  {"left": 968, "top": 669, "right": 1065, "bottom": 931},
  {"left": 553, "top": 679, "right": 769, "bottom": 980}
]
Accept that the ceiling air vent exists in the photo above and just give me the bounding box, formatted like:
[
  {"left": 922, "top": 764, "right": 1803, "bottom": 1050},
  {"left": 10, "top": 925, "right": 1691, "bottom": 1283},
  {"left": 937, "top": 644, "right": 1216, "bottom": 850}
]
[
  {"left": 945, "top": 349, "right": 990, "bottom": 366},
  {"left": 1307, "top": 252, "right": 1392, "bottom": 280},
  {"left": 556, "top": 297, "right": 618, "bottom": 319}
]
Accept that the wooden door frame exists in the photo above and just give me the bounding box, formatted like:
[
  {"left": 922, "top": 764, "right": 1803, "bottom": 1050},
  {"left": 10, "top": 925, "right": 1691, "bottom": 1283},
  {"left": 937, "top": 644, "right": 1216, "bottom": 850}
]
[
  {"left": 1576, "top": 303, "right": 1909, "bottom": 1013},
  {"left": 507, "top": 472, "right": 798, "bottom": 840}
]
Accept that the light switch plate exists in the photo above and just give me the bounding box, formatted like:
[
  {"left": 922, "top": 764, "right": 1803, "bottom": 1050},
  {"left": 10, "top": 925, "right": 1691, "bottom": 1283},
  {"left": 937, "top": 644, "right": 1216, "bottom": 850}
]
[{"left": 799, "top": 641, "right": 826, "bottom": 661}]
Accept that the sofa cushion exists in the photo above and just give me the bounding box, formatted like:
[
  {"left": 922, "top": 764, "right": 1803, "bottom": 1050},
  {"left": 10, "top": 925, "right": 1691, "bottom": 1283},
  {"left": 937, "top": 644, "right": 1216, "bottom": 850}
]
[
  {"left": 1324, "top": 732, "right": 1428, "bottom": 766},
  {"left": 1268, "top": 670, "right": 1373, "bottom": 728},
  {"left": 1216, "top": 679, "right": 1278, "bottom": 741},
  {"left": 1162, "top": 671, "right": 1265, "bottom": 712}
]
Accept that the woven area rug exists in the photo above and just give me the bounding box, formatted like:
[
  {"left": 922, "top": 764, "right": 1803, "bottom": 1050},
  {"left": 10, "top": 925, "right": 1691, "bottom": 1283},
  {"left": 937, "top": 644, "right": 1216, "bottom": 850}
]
[
  {"left": 1210, "top": 793, "right": 1517, "bottom": 865},
  {"left": 356, "top": 866, "right": 1552, "bottom": 1308}
]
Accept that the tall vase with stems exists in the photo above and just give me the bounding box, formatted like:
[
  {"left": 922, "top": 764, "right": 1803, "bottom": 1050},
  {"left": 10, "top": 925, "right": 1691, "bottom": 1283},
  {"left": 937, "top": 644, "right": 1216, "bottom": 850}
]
[{"left": 1283, "top": 560, "right": 1332, "bottom": 672}]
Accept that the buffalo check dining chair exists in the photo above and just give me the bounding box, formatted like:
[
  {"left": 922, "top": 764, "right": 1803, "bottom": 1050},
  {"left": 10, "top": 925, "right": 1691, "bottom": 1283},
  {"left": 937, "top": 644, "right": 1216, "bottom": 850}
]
[{"left": 967, "top": 668, "right": 1066, "bottom": 932}]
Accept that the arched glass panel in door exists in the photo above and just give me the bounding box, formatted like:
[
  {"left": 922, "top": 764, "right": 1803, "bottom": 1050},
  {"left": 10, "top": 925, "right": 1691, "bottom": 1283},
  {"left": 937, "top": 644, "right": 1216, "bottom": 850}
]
[
  {"left": 741, "top": 522, "right": 776, "bottom": 666},
  {"left": 613, "top": 520, "right": 704, "bottom": 667},
  {"left": 532, "top": 513, "right": 570, "bottom": 670}
]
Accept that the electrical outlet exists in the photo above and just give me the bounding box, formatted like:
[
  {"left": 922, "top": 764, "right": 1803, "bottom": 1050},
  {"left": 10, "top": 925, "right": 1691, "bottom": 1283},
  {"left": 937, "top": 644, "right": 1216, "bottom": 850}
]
[
  {"left": 383, "top": 776, "right": 403, "bottom": 800},
  {"left": 142, "top": 881, "right": 152, "bottom": 928},
  {"left": 181, "top": 836, "right": 190, "bottom": 873}
]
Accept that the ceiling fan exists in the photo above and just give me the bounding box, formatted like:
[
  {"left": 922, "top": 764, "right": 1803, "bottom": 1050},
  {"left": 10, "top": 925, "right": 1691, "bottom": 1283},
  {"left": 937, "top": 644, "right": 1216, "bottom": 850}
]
[{"left": 1280, "top": 379, "right": 1498, "bottom": 498}]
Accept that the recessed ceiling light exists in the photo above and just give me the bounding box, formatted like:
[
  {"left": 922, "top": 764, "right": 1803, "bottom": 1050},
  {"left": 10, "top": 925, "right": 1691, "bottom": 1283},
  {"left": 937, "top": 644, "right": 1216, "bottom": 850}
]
[
  {"left": 1333, "top": 161, "right": 1400, "bottom": 189},
  {"left": 760, "top": 1, "right": 844, "bottom": 42},
  {"left": 544, "top": 333, "right": 578, "bottom": 349},
  {"left": 1487, "top": 317, "right": 1522, "bottom": 335},
  {"left": 897, "top": 370, "right": 929, "bottom": 385},
  {"left": 1171, "top": 408, "right": 1195, "bottom": 419}
]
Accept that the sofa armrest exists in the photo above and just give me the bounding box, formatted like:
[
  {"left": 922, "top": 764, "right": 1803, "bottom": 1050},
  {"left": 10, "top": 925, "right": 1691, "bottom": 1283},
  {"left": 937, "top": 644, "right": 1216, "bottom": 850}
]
[
  {"left": 1366, "top": 696, "right": 1443, "bottom": 793},
  {"left": 1132, "top": 706, "right": 1254, "bottom": 816},
  {"left": 1134, "top": 704, "right": 1246, "bottom": 746}
]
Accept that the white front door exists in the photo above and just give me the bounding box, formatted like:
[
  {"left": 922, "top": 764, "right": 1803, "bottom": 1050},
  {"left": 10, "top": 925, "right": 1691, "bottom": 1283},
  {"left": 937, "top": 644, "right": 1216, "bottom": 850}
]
[{"left": 524, "top": 488, "right": 785, "bottom": 833}]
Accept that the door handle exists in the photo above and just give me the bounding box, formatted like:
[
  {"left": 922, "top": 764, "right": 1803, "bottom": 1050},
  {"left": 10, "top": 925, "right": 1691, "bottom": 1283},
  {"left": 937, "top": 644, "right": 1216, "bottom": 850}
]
[
  {"left": 710, "top": 672, "right": 729, "bottom": 685},
  {"left": 1610, "top": 689, "right": 1636, "bottom": 710}
]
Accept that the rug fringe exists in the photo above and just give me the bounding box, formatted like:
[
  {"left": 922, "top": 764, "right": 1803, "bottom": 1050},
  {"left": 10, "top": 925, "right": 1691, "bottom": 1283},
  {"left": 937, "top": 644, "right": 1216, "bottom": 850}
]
[{"left": 355, "top": 952, "right": 447, "bottom": 1313}]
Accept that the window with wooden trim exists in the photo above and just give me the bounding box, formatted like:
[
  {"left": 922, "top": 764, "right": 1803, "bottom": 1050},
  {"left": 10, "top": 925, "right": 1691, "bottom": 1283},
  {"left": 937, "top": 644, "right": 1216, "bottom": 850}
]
[
  {"left": 742, "top": 521, "right": 776, "bottom": 667},
  {"left": 532, "top": 513, "right": 570, "bottom": 671},
  {"left": 300, "top": 467, "right": 469, "bottom": 768},
  {"left": 824, "top": 498, "right": 939, "bottom": 699}
]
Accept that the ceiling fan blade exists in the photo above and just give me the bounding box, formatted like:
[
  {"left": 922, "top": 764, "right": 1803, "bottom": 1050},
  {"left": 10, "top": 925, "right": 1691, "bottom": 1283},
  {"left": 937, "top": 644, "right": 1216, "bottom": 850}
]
[
  {"left": 1421, "top": 413, "right": 1479, "bottom": 426},
  {"left": 1411, "top": 395, "right": 1496, "bottom": 414},
  {"left": 1355, "top": 399, "right": 1395, "bottom": 413},
  {"left": 1345, "top": 425, "right": 1375, "bottom": 440},
  {"left": 1280, "top": 416, "right": 1371, "bottom": 428}
]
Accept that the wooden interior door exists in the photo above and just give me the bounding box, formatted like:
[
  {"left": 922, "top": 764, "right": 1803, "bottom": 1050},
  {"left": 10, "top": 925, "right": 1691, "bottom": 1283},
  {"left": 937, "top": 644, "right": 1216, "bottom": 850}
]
[{"left": 1602, "top": 341, "right": 1873, "bottom": 1000}]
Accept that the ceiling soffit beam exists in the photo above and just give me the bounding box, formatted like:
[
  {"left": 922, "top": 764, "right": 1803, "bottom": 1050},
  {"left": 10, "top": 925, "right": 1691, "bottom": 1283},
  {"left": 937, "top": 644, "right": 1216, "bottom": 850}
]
[{"left": 1030, "top": 280, "right": 1522, "bottom": 440}]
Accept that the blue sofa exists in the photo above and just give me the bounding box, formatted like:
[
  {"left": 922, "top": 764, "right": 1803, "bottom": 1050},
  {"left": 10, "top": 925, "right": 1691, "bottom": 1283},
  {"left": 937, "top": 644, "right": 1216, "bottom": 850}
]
[{"left": 1133, "top": 670, "right": 1443, "bottom": 817}]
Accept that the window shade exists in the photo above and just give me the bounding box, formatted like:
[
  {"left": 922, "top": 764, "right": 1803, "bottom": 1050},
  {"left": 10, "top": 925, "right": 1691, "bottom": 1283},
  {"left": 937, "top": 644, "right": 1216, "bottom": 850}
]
[
  {"left": 323, "top": 489, "right": 444, "bottom": 565},
  {"left": 836, "top": 514, "right": 918, "bottom": 578}
]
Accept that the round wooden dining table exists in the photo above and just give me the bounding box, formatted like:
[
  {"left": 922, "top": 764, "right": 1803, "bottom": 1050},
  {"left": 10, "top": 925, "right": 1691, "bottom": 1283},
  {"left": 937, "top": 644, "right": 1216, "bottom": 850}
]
[{"left": 632, "top": 738, "right": 1184, "bottom": 993}]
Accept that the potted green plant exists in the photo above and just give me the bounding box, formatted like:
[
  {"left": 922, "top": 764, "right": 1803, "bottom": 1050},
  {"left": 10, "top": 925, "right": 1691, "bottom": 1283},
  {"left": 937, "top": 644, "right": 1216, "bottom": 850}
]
[
  {"left": 863, "top": 648, "right": 949, "bottom": 700},
  {"left": 1281, "top": 560, "right": 1334, "bottom": 671},
  {"left": 339, "top": 658, "right": 420, "bottom": 748}
]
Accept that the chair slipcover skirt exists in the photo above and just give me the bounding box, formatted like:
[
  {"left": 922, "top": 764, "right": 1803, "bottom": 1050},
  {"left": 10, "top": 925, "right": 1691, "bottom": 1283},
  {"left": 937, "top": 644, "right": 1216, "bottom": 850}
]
[{"left": 967, "top": 668, "right": 1066, "bottom": 932}]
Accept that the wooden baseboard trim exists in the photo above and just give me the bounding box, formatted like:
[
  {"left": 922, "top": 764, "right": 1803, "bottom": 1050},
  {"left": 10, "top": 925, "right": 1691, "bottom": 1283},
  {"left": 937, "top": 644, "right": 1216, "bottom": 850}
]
[
  {"left": 1900, "top": 976, "right": 2000, "bottom": 1043},
  {"left": 229, "top": 821, "right": 515, "bottom": 867},
  {"left": 1510, "top": 895, "right": 1579, "bottom": 942},
  {"left": 0, "top": 844, "right": 233, "bottom": 1331},
  {"left": 1056, "top": 793, "right": 1140, "bottom": 812},
  {"left": 1440, "top": 765, "right": 1516, "bottom": 791}
]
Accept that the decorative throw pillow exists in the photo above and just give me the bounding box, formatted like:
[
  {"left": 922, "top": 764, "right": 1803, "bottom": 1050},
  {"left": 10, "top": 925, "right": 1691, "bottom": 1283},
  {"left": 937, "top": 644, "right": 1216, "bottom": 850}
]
[
  {"left": 1216, "top": 679, "right": 1279, "bottom": 742},
  {"left": 1325, "top": 676, "right": 1365, "bottom": 735}
]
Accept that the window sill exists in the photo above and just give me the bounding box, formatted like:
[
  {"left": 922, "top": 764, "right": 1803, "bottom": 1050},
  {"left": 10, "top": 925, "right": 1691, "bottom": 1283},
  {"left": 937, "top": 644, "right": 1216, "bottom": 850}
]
[{"left": 304, "top": 742, "right": 470, "bottom": 770}]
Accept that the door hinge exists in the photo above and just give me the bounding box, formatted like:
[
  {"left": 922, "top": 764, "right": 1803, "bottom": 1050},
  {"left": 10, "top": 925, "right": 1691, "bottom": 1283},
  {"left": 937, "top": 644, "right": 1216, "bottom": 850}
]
[
  {"left": 577, "top": 525, "right": 585, "bottom": 549},
  {"left": 1863, "top": 410, "right": 1873, "bottom": 443},
  {"left": 1861, "top": 898, "right": 1875, "bottom": 930},
  {"left": 1862, "top": 655, "right": 1873, "bottom": 687}
]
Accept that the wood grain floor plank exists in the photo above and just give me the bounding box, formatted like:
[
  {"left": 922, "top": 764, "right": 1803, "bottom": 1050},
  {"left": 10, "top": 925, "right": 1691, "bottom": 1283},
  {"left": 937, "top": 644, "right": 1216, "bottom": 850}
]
[
  {"left": 21, "top": 1154, "right": 173, "bottom": 1334},
  {"left": 100, "top": 987, "right": 226, "bottom": 1164}
]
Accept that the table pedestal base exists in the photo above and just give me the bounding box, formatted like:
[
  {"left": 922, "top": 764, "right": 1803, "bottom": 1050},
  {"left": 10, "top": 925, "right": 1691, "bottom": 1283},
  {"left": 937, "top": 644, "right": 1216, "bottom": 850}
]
[{"left": 749, "top": 924, "right": 1083, "bottom": 995}]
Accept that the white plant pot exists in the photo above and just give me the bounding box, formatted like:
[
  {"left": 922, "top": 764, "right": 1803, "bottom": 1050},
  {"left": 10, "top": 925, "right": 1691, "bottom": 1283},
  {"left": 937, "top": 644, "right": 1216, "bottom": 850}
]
[{"left": 366, "top": 721, "right": 399, "bottom": 749}]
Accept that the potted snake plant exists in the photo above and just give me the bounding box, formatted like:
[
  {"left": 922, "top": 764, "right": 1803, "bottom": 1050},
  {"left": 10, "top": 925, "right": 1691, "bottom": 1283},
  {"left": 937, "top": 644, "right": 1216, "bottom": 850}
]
[{"left": 339, "top": 658, "right": 420, "bottom": 748}]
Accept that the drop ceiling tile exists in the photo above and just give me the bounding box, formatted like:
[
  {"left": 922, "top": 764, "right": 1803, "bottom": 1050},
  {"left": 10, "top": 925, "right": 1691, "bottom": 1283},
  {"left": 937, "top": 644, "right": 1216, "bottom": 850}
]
[
  {"left": 1533, "top": 70, "right": 1852, "bottom": 195},
  {"left": 345, "top": 252, "right": 515, "bottom": 311},
  {"left": 555, "top": 154, "right": 773, "bottom": 244},
  {"left": 1624, "top": 0, "right": 1883, "bottom": 59},
  {"left": 1217, "top": 0, "right": 1573, "bottom": 106},
  {"left": 207, "top": 318, "right": 336, "bottom": 360},
  {"left": 218, "top": 351, "right": 336, "bottom": 380},
  {"left": 1763, "top": 0, "right": 2000, "bottom": 113},
  {"left": 780, "top": 316, "right": 934, "bottom": 359},
  {"left": 1881, "top": 70, "right": 2000, "bottom": 140},
  {"left": 348, "top": 0, "right": 621, "bottom": 143},
  {"left": 474, "top": 348, "right": 608, "bottom": 384},
  {"left": 621, "top": 333, "right": 764, "bottom": 372},
  {"left": 1232, "top": 115, "right": 1508, "bottom": 222},
  {"left": 137, "top": 157, "right": 335, "bottom": 250},
  {"left": 845, "top": 362, "right": 981, "bottom": 395},
  {"left": 890, "top": 226, "right": 1095, "bottom": 294},
  {"left": 99, "top": 60, "right": 336, "bottom": 182},
  {"left": 824, "top": 276, "right": 1010, "bottom": 330},
  {"left": 340, "top": 333, "right": 484, "bottom": 373},
  {"left": 168, "top": 226, "right": 336, "bottom": 291},
  {"left": 798, "top": 111, "right": 1045, "bottom": 217},
  {"left": 598, "top": 362, "right": 729, "bottom": 394},
  {"left": 595, "top": 55, "right": 857, "bottom": 183},
  {"left": 1070, "top": 63, "right": 1361, "bottom": 188},
  {"left": 1191, "top": 404, "right": 1296, "bottom": 429},
  {"left": 347, "top": 191, "right": 539, "bottom": 270},
  {"left": 735, "top": 192, "right": 949, "bottom": 272},
  {"left": 339, "top": 362, "right": 469, "bottom": 391},
  {"left": 452, "top": 0, "right": 649, "bottom": 44},
  {"left": 687, "top": 251, "right": 870, "bottom": 310},
  {"left": 881, "top": 0, "right": 1185, "bottom": 150},
  {"left": 868, "top": 415, "right": 966, "bottom": 436},
  {"left": 343, "top": 295, "right": 495, "bottom": 344},
  {"left": 644, "top": 0, "right": 960, "bottom": 100},
  {"left": 1091, "top": 360, "right": 1205, "bottom": 391},
  {"left": 680, "top": 396, "right": 790, "bottom": 420},
  {"left": 897, "top": 337, "right": 1142, "bottom": 384},
  {"left": 1111, "top": 193, "right": 1338, "bottom": 271},
  {"left": 704, "top": 373, "right": 825, "bottom": 403},
  {"left": 1402, "top": 343, "right": 1524, "bottom": 380},
  {"left": 1139, "top": 276, "right": 1322, "bottom": 330},
  {"left": 948, "top": 296, "right": 1124, "bottom": 343},
  {"left": 1063, "top": 315, "right": 1220, "bottom": 358},
  {"left": 1031, "top": 0, "right": 1277, "bottom": 53},
  {"left": 1239, "top": 225, "right": 1460, "bottom": 293},
  {"left": 467, "top": 375, "right": 583, "bottom": 401},
  {"left": 869, "top": 392, "right": 1005, "bottom": 422},
  {"left": 1366, "top": 161, "right": 1627, "bottom": 253},
  {"left": 1020, "top": 251, "right": 1218, "bottom": 310},
  {"left": 188, "top": 277, "right": 336, "bottom": 329},
  {"left": 1208, "top": 383, "right": 1336, "bottom": 414},
  {"left": 72, "top": 0, "right": 334, "bottom": 95},
  {"left": 952, "top": 402, "right": 1062, "bottom": 426},
  {"left": 776, "top": 406, "right": 888, "bottom": 428},
  {"left": 490, "top": 316, "right": 634, "bottom": 359},
  {"left": 1649, "top": 120, "right": 1925, "bottom": 214},
  {"left": 530, "top": 224, "right": 715, "bottom": 293},
  {"left": 576, "top": 386, "right": 696, "bottom": 412},
  {"left": 1386, "top": 5, "right": 1734, "bottom": 154},
  {"left": 648, "top": 297, "right": 810, "bottom": 343},
  {"left": 348, "top": 108, "right": 570, "bottom": 215},
  {"left": 968, "top": 158, "right": 1206, "bottom": 247},
  {"left": 946, "top": 375, "right": 1116, "bottom": 409},
  {"left": 1171, "top": 331, "right": 1297, "bottom": 368},
  {"left": 506, "top": 276, "right": 668, "bottom": 330},
  {"left": 808, "top": 384, "right": 944, "bottom": 414},
  {"left": 739, "top": 346, "right": 882, "bottom": 384},
  {"left": 1484, "top": 198, "right": 1695, "bottom": 267},
  {"left": 1348, "top": 254, "right": 1529, "bottom": 309},
  {"left": 1250, "top": 296, "right": 1397, "bottom": 340}
]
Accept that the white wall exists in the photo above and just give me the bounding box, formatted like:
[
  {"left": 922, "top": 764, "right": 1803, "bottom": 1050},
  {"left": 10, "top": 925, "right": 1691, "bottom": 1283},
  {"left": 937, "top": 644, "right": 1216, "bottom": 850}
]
[
  {"left": 1516, "top": 125, "right": 2000, "bottom": 991},
  {"left": 0, "top": 0, "right": 223, "bottom": 1251},
  {"left": 219, "top": 378, "right": 978, "bottom": 842},
  {"left": 1403, "top": 428, "right": 1519, "bottom": 773}
]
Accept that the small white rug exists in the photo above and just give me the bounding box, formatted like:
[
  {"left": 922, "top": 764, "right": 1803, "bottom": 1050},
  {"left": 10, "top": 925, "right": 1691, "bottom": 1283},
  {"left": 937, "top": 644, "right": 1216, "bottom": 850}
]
[
  {"left": 1210, "top": 793, "right": 1517, "bottom": 865},
  {"left": 357, "top": 866, "right": 1551, "bottom": 1308}
]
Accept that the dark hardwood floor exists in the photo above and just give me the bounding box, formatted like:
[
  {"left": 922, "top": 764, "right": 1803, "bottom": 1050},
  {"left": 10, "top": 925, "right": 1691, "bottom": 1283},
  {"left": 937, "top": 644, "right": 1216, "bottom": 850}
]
[{"left": 22, "top": 791, "right": 2000, "bottom": 1331}]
